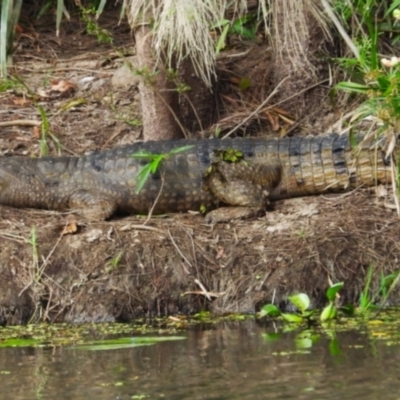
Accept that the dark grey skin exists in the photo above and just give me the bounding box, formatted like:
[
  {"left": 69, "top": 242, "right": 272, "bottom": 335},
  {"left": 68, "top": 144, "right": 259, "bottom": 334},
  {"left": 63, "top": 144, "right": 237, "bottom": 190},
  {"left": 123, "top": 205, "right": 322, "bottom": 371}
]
[{"left": 0, "top": 134, "right": 392, "bottom": 223}]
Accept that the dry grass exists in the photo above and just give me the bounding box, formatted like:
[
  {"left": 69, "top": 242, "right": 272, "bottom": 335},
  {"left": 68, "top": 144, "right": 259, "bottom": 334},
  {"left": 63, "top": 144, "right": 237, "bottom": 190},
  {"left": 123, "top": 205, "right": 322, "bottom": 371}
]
[
  {"left": 268, "top": 0, "right": 332, "bottom": 78},
  {"left": 128, "top": 0, "right": 248, "bottom": 87}
]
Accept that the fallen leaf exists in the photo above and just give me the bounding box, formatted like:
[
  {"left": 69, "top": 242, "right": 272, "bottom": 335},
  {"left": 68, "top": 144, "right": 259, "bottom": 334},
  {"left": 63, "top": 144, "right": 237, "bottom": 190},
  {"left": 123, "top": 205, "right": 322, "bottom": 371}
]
[
  {"left": 61, "top": 221, "right": 78, "bottom": 235},
  {"left": 216, "top": 246, "right": 224, "bottom": 260},
  {"left": 32, "top": 125, "right": 40, "bottom": 139},
  {"left": 12, "top": 97, "right": 29, "bottom": 106}
]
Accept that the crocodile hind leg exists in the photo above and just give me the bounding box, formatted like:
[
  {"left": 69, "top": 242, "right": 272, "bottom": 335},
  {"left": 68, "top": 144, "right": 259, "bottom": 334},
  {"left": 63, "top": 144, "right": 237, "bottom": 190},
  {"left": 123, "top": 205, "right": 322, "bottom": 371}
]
[
  {"left": 67, "top": 189, "right": 117, "bottom": 220},
  {"left": 204, "top": 161, "right": 281, "bottom": 223}
]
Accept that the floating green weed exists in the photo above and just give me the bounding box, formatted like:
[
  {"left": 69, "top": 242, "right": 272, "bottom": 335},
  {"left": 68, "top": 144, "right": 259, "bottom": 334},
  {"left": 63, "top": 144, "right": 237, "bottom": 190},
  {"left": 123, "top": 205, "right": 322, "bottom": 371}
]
[
  {"left": 260, "top": 282, "right": 344, "bottom": 324},
  {"left": 75, "top": 336, "right": 186, "bottom": 351}
]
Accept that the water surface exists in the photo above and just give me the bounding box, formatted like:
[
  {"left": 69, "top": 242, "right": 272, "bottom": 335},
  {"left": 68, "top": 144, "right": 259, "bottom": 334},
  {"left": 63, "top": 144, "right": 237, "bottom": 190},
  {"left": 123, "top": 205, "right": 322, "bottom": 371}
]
[{"left": 0, "top": 320, "right": 399, "bottom": 399}]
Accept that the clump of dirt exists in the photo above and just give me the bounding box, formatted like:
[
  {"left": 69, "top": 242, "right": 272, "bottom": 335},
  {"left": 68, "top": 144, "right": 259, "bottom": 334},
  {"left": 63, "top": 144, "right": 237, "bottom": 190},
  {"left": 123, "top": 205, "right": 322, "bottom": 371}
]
[{"left": 1, "top": 8, "right": 399, "bottom": 325}]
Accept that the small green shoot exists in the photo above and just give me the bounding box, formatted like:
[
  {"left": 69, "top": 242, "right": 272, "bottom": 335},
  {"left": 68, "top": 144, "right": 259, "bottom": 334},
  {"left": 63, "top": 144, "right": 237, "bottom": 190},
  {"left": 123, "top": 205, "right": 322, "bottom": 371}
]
[
  {"left": 36, "top": 104, "right": 61, "bottom": 156},
  {"left": 131, "top": 145, "right": 195, "bottom": 194},
  {"left": 105, "top": 253, "right": 122, "bottom": 273},
  {"left": 80, "top": 7, "right": 113, "bottom": 44},
  {"left": 357, "top": 264, "right": 400, "bottom": 315},
  {"left": 212, "top": 13, "right": 257, "bottom": 55},
  {"left": 134, "top": 67, "right": 159, "bottom": 85},
  {"left": 199, "top": 204, "right": 207, "bottom": 214},
  {"left": 321, "top": 282, "right": 344, "bottom": 322}
]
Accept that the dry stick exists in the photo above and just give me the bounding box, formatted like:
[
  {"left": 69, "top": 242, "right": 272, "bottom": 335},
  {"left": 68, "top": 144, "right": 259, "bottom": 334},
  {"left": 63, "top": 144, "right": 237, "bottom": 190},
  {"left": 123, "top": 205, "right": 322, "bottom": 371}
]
[
  {"left": 155, "top": 89, "right": 188, "bottom": 138},
  {"left": 222, "top": 77, "right": 289, "bottom": 139},
  {"left": 142, "top": 174, "right": 165, "bottom": 226},
  {"left": 19, "top": 228, "right": 65, "bottom": 297},
  {"left": 0, "top": 120, "right": 41, "bottom": 127},
  {"left": 181, "top": 92, "right": 203, "bottom": 132},
  {"left": 223, "top": 77, "right": 329, "bottom": 139},
  {"left": 119, "top": 224, "right": 166, "bottom": 234},
  {"left": 390, "top": 155, "right": 400, "bottom": 215},
  {"left": 168, "top": 229, "right": 193, "bottom": 268},
  {"left": 194, "top": 279, "right": 212, "bottom": 301}
]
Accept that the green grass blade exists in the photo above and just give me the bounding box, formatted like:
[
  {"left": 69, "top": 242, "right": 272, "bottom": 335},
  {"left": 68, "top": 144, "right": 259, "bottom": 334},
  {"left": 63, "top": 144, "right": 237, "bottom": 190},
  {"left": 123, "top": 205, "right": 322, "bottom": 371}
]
[
  {"left": 119, "top": 0, "right": 128, "bottom": 24},
  {"left": 0, "top": 0, "right": 10, "bottom": 77},
  {"left": 335, "top": 81, "right": 370, "bottom": 94},
  {"left": 96, "top": 0, "right": 107, "bottom": 20},
  {"left": 131, "top": 151, "right": 157, "bottom": 160},
  {"left": 169, "top": 145, "right": 195, "bottom": 154},
  {"left": 56, "top": 0, "right": 64, "bottom": 36}
]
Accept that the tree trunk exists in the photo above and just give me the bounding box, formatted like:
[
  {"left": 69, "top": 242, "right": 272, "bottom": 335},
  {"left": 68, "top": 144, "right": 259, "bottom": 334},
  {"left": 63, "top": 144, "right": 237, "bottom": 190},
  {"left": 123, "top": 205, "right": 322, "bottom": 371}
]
[
  {"left": 270, "top": 0, "right": 330, "bottom": 119},
  {"left": 135, "top": 25, "right": 182, "bottom": 141}
]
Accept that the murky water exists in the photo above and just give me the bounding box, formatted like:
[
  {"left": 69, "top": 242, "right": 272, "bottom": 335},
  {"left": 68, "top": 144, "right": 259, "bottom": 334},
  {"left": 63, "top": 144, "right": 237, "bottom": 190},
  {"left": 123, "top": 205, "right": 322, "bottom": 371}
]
[{"left": 1, "top": 320, "right": 400, "bottom": 400}]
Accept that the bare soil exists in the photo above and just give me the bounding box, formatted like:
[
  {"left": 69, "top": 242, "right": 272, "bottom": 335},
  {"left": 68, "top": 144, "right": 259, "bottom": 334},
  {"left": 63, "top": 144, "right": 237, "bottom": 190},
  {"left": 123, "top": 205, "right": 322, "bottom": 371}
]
[{"left": 1, "top": 9, "right": 399, "bottom": 325}]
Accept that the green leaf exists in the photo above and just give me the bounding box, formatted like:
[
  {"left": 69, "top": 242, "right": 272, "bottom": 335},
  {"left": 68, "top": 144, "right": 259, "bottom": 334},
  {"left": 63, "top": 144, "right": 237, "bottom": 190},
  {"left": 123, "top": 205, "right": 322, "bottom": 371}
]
[
  {"left": 215, "top": 23, "right": 230, "bottom": 55},
  {"left": 335, "top": 81, "right": 370, "bottom": 94},
  {"left": 260, "top": 304, "right": 281, "bottom": 317},
  {"left": 136, "top": 164, "right": 153, "bottom": 194},
  {"left": 131, "top": 151, "right": 157, "bottom": 160},
  {"left": 326, "top": 282, "right": 344, "bottom": 302},
  {"left": 149, "top": 155, "right": 164, "bottom": 173},
  {"left": 288, "top": 293, "right": 310, "bottom": 313},
  {"left": 295, "top": 337, "right": 313, "bottom": 349},
  {"left": 386, "top": 0, "right": 400, "bottom": 17},
  {"left": 281, "top": 313, "right": 304, "bottom": 324},
  {"left": 210, "top": 19, "right": 230, "bottom": 30},
  {"left": 320, "top": 303, "right": 337, "bottom": 322},
  {"left": 169, "top": 145, "right": 195, "bottom": 154}
]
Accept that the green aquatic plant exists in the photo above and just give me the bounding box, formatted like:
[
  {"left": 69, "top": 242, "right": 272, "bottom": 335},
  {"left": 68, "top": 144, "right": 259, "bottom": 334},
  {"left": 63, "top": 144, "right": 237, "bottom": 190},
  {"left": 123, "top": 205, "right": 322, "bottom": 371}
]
[
  {"left": 260, "top": 282, "right": 344, "bottom": 324},
  {"left": 358, "top": 264, "right": 400, "bottom": 315}
]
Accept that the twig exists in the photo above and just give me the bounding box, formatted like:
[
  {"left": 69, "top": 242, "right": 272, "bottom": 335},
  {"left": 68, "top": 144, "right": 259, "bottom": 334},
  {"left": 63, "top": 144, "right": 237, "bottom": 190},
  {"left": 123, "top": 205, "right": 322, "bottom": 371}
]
[
  {"left": 0, "top": 120, "right": 41, "bottom": 127},
  {"left": 168, "top": 229, "right": 193, "bottom": 268},
  {"left": 194, "top": 278, "right": 212, "bottom": 300},
  {"left": 119, "top": 224, "right": 166, "bottom": 234},
  {"left": 222, "top": 77, "right": 289, "bottom": 139},
  {"left": 142, "top": 175, "right": 165, "bottom": 226}
]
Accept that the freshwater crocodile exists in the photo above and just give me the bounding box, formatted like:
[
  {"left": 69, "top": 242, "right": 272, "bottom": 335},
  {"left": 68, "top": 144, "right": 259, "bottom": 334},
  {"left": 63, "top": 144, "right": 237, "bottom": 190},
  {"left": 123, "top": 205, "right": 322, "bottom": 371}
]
[{"left": 0, "top": 133, "right": 393, "bottom": 222}]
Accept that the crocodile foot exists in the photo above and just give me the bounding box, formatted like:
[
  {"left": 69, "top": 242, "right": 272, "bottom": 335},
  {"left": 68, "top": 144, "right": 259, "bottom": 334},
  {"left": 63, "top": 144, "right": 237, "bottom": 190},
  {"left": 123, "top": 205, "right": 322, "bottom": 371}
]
[
  {"left": 205, "top": 206, "right": 264, "bottom": 224},
  {"left": 68, "top": 189, "right": 117, "bottom": 220},
  {"left": 204, "top": 160, "right": 279, "bottom": 223}
]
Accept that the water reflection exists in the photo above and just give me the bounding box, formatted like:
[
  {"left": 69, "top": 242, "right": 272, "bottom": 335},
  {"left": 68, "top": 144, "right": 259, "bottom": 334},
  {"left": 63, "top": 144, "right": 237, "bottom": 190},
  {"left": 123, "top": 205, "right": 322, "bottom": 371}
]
[{"left": 0, "top": 320, "right": 400, "bottom": 400}]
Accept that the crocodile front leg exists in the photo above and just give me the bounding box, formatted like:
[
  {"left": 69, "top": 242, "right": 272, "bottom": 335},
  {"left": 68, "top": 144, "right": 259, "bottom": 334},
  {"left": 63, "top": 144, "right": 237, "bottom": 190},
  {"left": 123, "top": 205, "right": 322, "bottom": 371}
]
[
  {"left": 205, "top": 161, "right": 282, "bottom": 223},
  {"left": 68, "top": 189, "right": 117, "bottom": 220}
]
